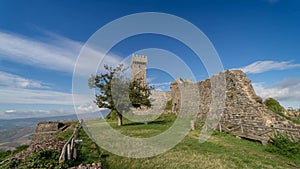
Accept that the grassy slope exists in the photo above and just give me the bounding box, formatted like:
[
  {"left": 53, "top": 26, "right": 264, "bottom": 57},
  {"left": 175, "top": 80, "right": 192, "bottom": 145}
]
[
  {"left": 1, "top": 114, "right": 299, "bottom": 168},
  {"left": 96, "top": 114, "right": 299, "bottom": 169},
  {"left": 0, "top": 145, "right": 28, "bottom": 162}
]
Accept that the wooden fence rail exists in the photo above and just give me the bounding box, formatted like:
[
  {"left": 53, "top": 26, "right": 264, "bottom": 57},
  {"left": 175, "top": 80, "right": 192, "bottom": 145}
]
[
  {"left": 59, "top": 120, "right": 82, "bottom": 163},
  {"left": 218, "top": 122, "right": 300, "bottom": 144}
]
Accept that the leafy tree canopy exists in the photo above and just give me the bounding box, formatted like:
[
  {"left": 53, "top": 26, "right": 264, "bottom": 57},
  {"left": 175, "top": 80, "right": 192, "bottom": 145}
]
[{"left": 88, "top": 64, "right": 153, "bottom": 126}]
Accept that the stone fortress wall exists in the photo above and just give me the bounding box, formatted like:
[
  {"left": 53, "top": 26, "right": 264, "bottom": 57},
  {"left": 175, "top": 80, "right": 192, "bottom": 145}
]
[
  {"left": 130, "top": 54, "right": 299, "bottom": 142},
  {"left": 171, "top": 70, "right": 300, "bottom": 143}
]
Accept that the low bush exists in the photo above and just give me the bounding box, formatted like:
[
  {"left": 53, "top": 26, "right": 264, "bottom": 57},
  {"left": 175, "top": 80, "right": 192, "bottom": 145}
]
[
  {"left": 164, "top": 100, "right": 172, "bottom": 110},
  {"left": 0, "top": 145, "right": 28, "bottom": 162},
  {"left": 266, "top": 134, "right": 300, "bottom": 159},
  {"left": 263, "top": 98, "right": 285, "bottom": 114},
  {"left": 264, "top": 98, "right": 300, "bottom": 124}
]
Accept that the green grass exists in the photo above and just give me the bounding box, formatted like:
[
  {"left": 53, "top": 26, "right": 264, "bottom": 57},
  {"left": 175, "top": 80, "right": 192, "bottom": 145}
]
[
  {"left": 100, "top": 131, "right": 299, "bottom": 169},
  {"left": 1, "top": 114, "right": 299, "bottom": 168},
  {"left": 90, "top": 114, "right": 300, "bottom": 169},
  {"left": 56, "top": 128, "right": 74, "bottom": 141},
  {"left": 74, "top": 128, "right": 102, "bottom": 165},
  {"left": 107, "top": 113, "right": 177, "bottom": 138},
  {"left": 101, "top": 115, "right": 300, "bottom": 169},
  {"left": 266, "top": 134, "right": 300, "bottom": 160}
]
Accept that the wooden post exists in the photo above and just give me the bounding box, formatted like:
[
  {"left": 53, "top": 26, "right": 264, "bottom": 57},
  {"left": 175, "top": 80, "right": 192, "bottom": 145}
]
[
  {"left": 59, "top": 145, "right": 66, "bottom": 163},
  {"left": 70, "top": 138, "right": 74, "bottom": 158},
  {"left": 241, "top": 124, "right": 244, "bottom": 133},
  {"left": 190, "top": 120, "right": 195, "bottom": 130},
  {"left": 240, "top": 119, "right": 244, "bottom": 133},
  {"left": 73, "top": 147, "right": 77, "bottom": 159},
  {"left": 67, "top": 144, "right": 71, "bottom": 160}
]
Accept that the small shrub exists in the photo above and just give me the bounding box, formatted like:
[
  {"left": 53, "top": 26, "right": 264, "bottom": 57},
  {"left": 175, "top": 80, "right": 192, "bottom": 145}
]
[
  {"left": 1, "top": 149, "right": 67, "bottom": 169},
  {"left": 263, "top": 98, "right": 300, "bottom": 124},
  {"left": 164, "top": 100, "right": 172, "bottom": 110},
  {"left": 266, "top": 134, "right": 300, "bottom": 159},
  {"left": 15, "top": 145, "right": 29, "bottom": 152},
  {"left": 24, "top": 150, "right": 60, "bottom": 168},
  {"left": 263, "top": 98, "right": 285, "bottom": 114},
  {"left": 0, "top": 145, "right": 29, "bottom": 162},
  {"left": 195, "top": 120, "right": 204, "bottom": 130}
]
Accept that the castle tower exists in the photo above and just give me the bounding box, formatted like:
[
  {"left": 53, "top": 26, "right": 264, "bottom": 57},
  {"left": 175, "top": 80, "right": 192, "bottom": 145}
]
[{"left": 131, "top": 54, "right": 147, "bottom": 84}]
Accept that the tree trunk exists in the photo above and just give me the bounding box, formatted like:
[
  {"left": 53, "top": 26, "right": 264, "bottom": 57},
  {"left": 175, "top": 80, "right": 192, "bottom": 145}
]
[{"left": 117, "top": 113, "right": 123, "bottom": 126}]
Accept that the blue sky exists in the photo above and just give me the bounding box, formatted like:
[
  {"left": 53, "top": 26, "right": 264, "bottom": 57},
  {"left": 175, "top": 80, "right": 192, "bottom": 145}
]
[{"left": 0, "top": 0, "right": 300, "bottom": 119}]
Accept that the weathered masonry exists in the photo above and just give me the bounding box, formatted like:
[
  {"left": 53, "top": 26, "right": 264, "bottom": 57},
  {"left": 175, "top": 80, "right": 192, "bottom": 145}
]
[
  {"left": 131, "top": 54, "right": 147, "bottom": 84},
  {"left": 170, "top": 70, "right": 300, "bottom": 143}
]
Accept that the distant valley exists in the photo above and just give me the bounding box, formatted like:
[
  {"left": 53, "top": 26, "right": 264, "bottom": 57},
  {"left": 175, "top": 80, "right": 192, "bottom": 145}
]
[{"left": 0, "top": 114, "right": 78, "bottom": 151}]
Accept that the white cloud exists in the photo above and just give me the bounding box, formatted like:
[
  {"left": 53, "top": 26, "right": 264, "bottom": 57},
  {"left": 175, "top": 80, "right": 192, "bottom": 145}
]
[
  {"left": 0, "top": 70, "right": 93, "bottom": 106},
  {"left": 1, "top": 107, "right": 109, "bottom": 119},
  {"left": 75, "top": 103, "right": 109, "bottom": 119},
  {"left": 150, "top": 82, "right": 172, "bottom": 86},
  {"left": 0, "top": 71, "right": 49, "bottom": 89},
  {"left": 1, "top": 109, "right": 75, "bottom": 119},
  {"left": 76, "top": 103, "right": 100, "bottom": 114},
  {"left": 149, "top": 81, "right": 172, "bottom": 91},
  {"left": 253, "top": 78, "right": 300, "bottom": 108},
  {"left": 4, "top": 109, "right": 16, "bottom": 113},
  {"left": 0, "top": 31, "right": 122, "bottom": 74},
  {"left": 253, "top": 83, "right": 289, "bottom": 100},
  {"left": 0, "top": 30, "right": 124, "bottom": 107},
  {"left": 239, "top": 60, "right": 300, "bottom": 74},
  {"left": 0, "top": 87, "right": 89, "bottom": 105},
  {"left": 0, "top": 31, "right": 76, "bottom": 72}
]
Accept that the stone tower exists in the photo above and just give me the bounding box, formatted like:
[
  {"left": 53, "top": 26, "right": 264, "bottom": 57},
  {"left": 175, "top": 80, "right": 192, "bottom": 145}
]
[{"left": 131, "top": 54, "right": 147, "bottom": 84}]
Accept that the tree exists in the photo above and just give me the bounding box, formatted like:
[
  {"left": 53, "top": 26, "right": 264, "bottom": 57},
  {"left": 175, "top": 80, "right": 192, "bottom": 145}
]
[
  {"left": 89, "top": 64, "right": 153, "bottom": 126},
  {"left": 129, "top": 77, "right": 152, "bottom": 108}
]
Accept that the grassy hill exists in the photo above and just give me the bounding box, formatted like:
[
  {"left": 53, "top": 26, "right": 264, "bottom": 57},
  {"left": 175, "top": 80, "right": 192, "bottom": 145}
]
[{"left": 1, "top": 113, "right": 299, "bottom": 169}]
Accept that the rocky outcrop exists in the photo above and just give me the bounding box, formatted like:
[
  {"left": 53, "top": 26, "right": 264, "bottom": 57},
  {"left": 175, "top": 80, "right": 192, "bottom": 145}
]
[
  {"left": 10, "top": 139, "right": 66, "bottom": 160},
  {"left": 68, "top": 163, "right": 102, "bottom": 169},
  {"left": 32, "top": 121, "right": 70, "bottom": 144},
  {"left": 3, "top": 121, "right": 72, "bottom": 163},
  {"left": 171, "top": 70, "right": 300, "bottom": 143},
  {"left": 285, "top": 110, "right": 300, "bottom": 118}
]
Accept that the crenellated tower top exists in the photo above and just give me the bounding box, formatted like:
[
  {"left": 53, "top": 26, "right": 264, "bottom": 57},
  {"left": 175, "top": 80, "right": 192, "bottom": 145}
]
[{"left": 131, "top": 54, "right": 147, "bottom": 84}]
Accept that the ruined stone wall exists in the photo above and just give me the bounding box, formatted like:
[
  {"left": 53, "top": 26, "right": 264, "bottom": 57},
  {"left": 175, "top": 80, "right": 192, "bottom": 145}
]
[
  {"left": 32, "top": 121, "right": 69, "bottom": 144},
  {"left": 170, "top": 78, "right": 181, "bottom": 112},
  {"left": 170, "top": 78, "right": 195, "bottom": 113},
  {"left": 285, "top": 110, "right": 300, "bottom": 118},
  {"left": 171, "top": 70, "right": 300, "bottom": 142},
  {"left": 35, "top": 121, "right": 65, "bottom": 132}
]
